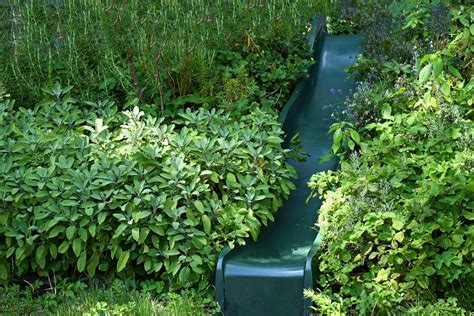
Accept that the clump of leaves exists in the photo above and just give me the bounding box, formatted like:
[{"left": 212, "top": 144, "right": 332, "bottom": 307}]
[{"left": 0, "top": 86, "right": 296, "bottom": 290}]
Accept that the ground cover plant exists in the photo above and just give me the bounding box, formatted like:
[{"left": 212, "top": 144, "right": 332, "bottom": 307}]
[{"left": 306, "top": 1, "right": 473, "bottom": 314}]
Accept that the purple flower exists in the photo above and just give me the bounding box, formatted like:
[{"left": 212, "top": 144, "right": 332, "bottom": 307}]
[{"left": 330, "top": 88, "right": 336, "bottom": 95}]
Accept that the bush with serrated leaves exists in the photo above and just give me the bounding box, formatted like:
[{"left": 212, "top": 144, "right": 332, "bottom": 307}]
[{"left": 0, "top": 85, "right": 296, "bottom": 290}]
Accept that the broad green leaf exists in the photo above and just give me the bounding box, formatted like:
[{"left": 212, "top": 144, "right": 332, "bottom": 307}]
[
  {"left": 350, "top": 129, "right": 360, "bottom": 144},
  {"left": 347, "top": 139, "right": 355, "bottom": 151},
  {"left": 89, "top": 224, "right": 97, "bottom": 237},
  {"left": 381, "top": 104, "right": 392, "bottom": 119},
  {"left": 194, "top": 200, "right": 205, "bottom": 213},
  {"left": 267, "top": 136, "right": 282, "bottom": 144},
  {"left": 149, "top": 224, "right": 165, "bottom": 236},
  {"left": 49, "top": 244, "right": 58, "bottom": 259},
  {"left": 48, "top": 226, "right": 65, "bottom": 238},
  {"left": 61, "top": 200, "right": 79, "bottom": 207},
  {"left": 332, "top": 128, "right": 342, "bottom": 154},
  {"left": 170, "top": 259, "right": 181, "bottom": 276},
  {"left": 440, "top": 80, "right": 451, "bottom": 96},
  {"left": 375, "top": 268, "right": 391, "bottom": 282},
  {"left": 77, "top": 251, "right": 87, "bottom": 273},
  {"left": 35, "top": 245, "right": 46, "bottom": 269},
  {"left": 202, "top": 215, "right": 211, "bottom": 234},
  {"left": 117, "top": 251, "right": 130, "bottom": 272},
  {"left": 419, "top": 63, "right": 432, "bottom": 83},
  {"left": 462, "top": 211, "right": 474, "bottom": 221},
  {"left": 138, "top": 228, "right": 150, "bottom": 244},
  {"left": 78, "top": 228, "right": 88, "bottom": 242},
  {"left": 144, "top": 260, "right": 152, "bottom": 272},
  {"left": 448, "top": 65, "right": 462, "bottom": 79},
  {"left": 6, "top": 248, "right": 15, "bottom": 258},
  {"left": 72, "top": 238, "right": 82, "bottom": 257},
  {"left": 178, "top": 267, "right": 191, "bottom": 284},
  {"left": 113, "top": 213, "right": 127, "bottom": 221},
  {"left": 163, "top": 248, "right": 180, "bottom": 256},
  {"left": 58, "top": 241, "right": 69, "bottom": 254},
  {"left": 392, "top": 218, "right": 404, "bottom": 231},
  {"left": 226, "top": 173, "right": 237, "bottom": 184},
  {"left": 66, "top": 226, "right": 76, "bottom": 240},
  {"left": 80, "top": 201, "right": 96, "bottom": 209},
  {"left": 418, "top": 276, "right": 429, "bottom": 289},
  {"left": 393, "top": 231, "right": 404, "bottom": 243},
  {"left": 113, "top": 224, "right": 128, "bottom": 239},
  {"left": 210, "top": 172, "right": 219, "bottom": 183},
  {"left": 132, "top": 212, "right": 141, "bottom": 223},
  {"left": 87, "top": 253, "right": 100, "bottom": 277},
  {"left": 132, "top": 227, "right": 140, "bottom": 241},
  {"left": 140, "top": 211, "right": 152, "bottom": 219},
  {"left": 15, "top": 247, "right": 25, "bottom": 262},
  {"left": 153, "top": 262, "right": 164, "bottom": 272},
  {"left": 433, "top": 57, "right": 443, "bottom": 77},
  {"left": 98, "top": 212, "right": 107, "bottom": 225}
]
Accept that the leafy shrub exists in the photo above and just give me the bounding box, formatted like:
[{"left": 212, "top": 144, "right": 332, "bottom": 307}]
[
  {"left": 307, "top": 3, "right": 474, "bottom": 314},
  {"left": 0, "top": 87, "right": 296, "bottom": 290},
  {"left": 310, "top": 108, "right": 474, "bottom": 311}
]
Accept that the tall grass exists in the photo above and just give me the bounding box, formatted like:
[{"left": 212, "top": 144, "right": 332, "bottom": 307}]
[{"left": 1, "top": 0, "right": 331, "bottom": 108}]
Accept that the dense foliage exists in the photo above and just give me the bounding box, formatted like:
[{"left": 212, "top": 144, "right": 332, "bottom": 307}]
[
  {"left": 0, "top": 0, "right": 333, "bottom": 302},
  {"left": 2, "top": 0, "right": 472, "bottom": 313},
  {"left": 0, "top": 84, "right": 296, "bottom": 290},
  {"left": 0, "top": 0, "right": 327, "bottom": 112},
  {"left": 307, "top": 1, "right": 473, "bottom": 314}
]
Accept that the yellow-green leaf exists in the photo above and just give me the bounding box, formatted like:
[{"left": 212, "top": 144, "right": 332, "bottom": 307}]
[
  {"left": 394, "top": 231, "right": 404, "bottom": 243},
  {"left": 419, "top": 63, "right": 432, "bottom": 83},
  {"left": 132, "top": 227, "right": 140, "bottom": 242}
]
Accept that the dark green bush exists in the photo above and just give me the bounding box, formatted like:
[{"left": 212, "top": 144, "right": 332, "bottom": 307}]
[{"left": 0, "top": 86, "right": 296, "bottom": 290}]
